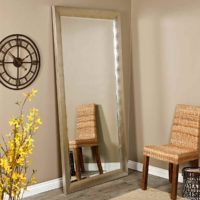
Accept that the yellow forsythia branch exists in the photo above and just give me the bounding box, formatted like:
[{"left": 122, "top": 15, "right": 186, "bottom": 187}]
[{"left": 0, "top": 89, "right": 42, "bottom": 200}]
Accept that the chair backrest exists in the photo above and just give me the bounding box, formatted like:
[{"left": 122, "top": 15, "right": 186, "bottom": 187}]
[
  {"left": 76, "top": 104, "right": 97, "bottom": 141},
  {"left": 171, "top": 104, "right": 200, "bottom": 150}
]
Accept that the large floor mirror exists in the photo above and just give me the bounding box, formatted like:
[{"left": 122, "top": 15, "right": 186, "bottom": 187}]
[{"left": 52, "top": 6, "right": 128, "bottom": 194}]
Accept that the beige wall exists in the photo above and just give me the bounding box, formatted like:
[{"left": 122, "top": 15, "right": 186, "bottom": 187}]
[
  {"left": 0, "top": 0, "right": 131, "bottom": 183},
  {"left": 61, "top": 17, "right": 119, "bottom": 162},
  {"left": 131, "top": 0, "right": 200, "bottom": 168}
]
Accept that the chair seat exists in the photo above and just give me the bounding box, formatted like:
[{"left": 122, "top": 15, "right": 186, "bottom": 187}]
[
  {"left": 69, "top": 139, "right": 98, "bottom": 148},
  {"left": 144, "top": 144, "right": 199, "bottom": 164}
]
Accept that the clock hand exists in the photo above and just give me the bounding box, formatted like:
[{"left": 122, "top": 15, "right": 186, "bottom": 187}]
[
  {"left": 5, "top": 47, "right": 28, "bottom": 70},
  {"left": 22, "top": 52, "right": 35, "bottom": 61},
  {"left": 3, "top": 47, "right": 17, "bottom": 60},
  {"left": 7, "top": 52, "right": 16, "bottom": 59},
  {"left": 21, "top": 64, "right": 27, "bottom": 71}
]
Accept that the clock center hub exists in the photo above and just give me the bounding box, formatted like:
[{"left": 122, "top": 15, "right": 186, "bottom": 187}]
[{"left": 13, "top": 57, "right": 22, "bottom": 68}]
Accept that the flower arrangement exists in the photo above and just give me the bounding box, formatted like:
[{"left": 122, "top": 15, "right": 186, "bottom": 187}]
[{"left": 0, "top": 89, "right": 42, "bottom": 200}]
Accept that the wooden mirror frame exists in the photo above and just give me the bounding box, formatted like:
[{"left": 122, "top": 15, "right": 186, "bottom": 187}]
[{"left": 52, "top": 6, "right": 128, "bottom": 194}]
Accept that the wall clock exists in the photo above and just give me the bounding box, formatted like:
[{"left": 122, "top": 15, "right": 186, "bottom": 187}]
[{"left": 0, "top": 34, "right": 40, "bottom": 90}]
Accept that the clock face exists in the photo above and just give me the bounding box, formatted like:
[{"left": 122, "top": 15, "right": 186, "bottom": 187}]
[{"left": 0, "top": 34, "right": 40, "bottom": 90}]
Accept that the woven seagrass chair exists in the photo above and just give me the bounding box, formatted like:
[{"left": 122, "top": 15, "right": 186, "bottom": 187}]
[
  {"left": 141, "top": 104, "right": 200, "bottom": 200},
  {"left": 69, "top": 104, "right": 103, "bottom": 180}
]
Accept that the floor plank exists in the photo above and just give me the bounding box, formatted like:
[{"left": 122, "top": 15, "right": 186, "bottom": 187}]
[{"left": 25, "top": 170, "right": 183, "bottom": 200}]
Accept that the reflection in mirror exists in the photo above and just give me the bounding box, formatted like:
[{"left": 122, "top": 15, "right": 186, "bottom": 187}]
[
  {"left": 52, "top": 6, "right": 128, "bottom": 194},
  {"left": 61, "top": 16, "right": 121, "bottom": 182},
  {"left": 69, "top": 104, "right": 103, "bottom": 182}
]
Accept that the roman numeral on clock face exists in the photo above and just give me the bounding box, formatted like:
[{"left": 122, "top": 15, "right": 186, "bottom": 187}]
[
  {"left": 16, "top": 39, "right": 22, "bottom": 46},
  {"left": 32, "top": 60, "right": 38, "bottom": 65},
  {"left": 16, "top": 79, "right": 20, "bottom": 86}
]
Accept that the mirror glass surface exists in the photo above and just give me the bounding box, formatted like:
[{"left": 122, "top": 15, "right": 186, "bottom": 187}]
[
  {"left": 61, "top": 16, "right": 120, "bottom": 182},
  {"left": 52, "top": 6, "right": 127, "bottom": 194}
]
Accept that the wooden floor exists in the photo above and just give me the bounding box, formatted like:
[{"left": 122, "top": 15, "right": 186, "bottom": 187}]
[{"left": 25, "top": 170, "right": 183, "bottom": 200}]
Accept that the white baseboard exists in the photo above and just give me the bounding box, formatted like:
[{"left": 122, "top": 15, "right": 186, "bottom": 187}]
[
  {"left": 22, "top": 162, "right": 120, "bottom": 198},
  {"left": 84, "top": 162, "right": 120, "bottom": 172},
  {"left": 128, "top": 160, "right": 183, "bottom": 183},
  {"left": 23, "top": 178, "right": 63, "bottom": 198},
  {"left": 22, "top": 160, "right": 183, "bottom": 198}
]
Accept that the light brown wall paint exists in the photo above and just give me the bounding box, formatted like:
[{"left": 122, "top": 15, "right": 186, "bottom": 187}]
[
  {"left": 131, "top": 0, "right": 200, "bottom": 168},
  {"left": 0, "top": 0, "right": 131, "bottom": 183}
]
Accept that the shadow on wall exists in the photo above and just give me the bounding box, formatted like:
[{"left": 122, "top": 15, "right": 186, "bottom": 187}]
[
  {"left": 82, "top": 104, "right": 119, "bottom": 163},
  {"left": 96, "top": 105, "right": 119, "bottom": 163},
  {"left": 131, "top": 0, "right": 172, "bottom": 163},
  {"left": 130, "top": 0, "right": 144, "bottom": 162}
]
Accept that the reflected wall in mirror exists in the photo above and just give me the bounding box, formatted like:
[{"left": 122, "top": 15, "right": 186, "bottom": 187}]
[
  {"left": 52, "top": 6, "right": 128, "bottom": 194},
  {"left": 61, "top": 16, "right": 120, "bottom": 182}
]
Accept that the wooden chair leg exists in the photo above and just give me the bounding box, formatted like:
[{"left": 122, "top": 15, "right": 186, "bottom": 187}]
[
  {"left": 169, "top": 163, "right": 173, "bottom": 183},
  {"left": 171, "top": 164, "right": 179, "bottom": 200},
  {"left": 69, "top": 150, "right": 76, "bottom": 176},
  {"left": 74, "top": 147, "right": 81, "bottom": 180},
  {"left": 78, "top": 147, "right": 85, "bottom": 172},
  {"left": 91, "top": 146, "right": 103, "bottom": 174},
  {"left": 141, "top": 156, "right": 149, "bottom": 190},
  {"left": 191, "top": 159, "right": 199, "bottom": 167}
]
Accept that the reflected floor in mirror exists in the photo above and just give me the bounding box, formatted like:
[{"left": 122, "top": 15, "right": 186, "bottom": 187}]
[
  {"left": 71, "top": 171, "right": 102, "bottom": 182},
  {"left": 24, "top": 170, "right": 183, "bottom": 200}
]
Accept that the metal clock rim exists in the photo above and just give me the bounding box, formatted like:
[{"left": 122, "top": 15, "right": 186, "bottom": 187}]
[{"left": 0, "top": 34, "right": 40, "bottom": 90}]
